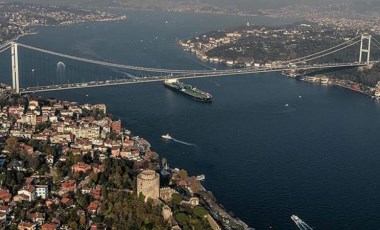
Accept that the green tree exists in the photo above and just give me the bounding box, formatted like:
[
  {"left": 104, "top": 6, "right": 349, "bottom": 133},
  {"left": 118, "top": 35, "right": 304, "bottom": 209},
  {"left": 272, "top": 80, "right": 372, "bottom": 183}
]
[
  {"left": 193, "top": 206, "right": 208, "bottom": 218},
  {"left": 172, "top": 193, "right": 182, "bottom": 206},
  {"left": 175, "top": 212, "right": 189, "bottom": 226},
  {"left": 5, "top": 137, "right": 18, "bottom": 154}
]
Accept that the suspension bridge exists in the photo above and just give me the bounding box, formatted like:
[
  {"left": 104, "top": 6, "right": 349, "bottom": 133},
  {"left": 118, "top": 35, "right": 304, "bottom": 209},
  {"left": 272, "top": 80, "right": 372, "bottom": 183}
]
[{"left": 0, "top": 33, "right": 378, "bottom": 94}]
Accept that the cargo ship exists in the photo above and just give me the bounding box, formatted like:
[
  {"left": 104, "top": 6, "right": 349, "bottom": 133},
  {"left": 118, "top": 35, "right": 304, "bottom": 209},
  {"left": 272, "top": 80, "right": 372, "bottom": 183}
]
[{"left": 164, "top": 79, "right": 212, "bottom": 102}]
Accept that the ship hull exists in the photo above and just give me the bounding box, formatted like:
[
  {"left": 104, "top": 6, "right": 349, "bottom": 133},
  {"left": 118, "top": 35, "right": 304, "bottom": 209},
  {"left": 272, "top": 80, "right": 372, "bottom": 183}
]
[{"left": 164, "top": 82, "right": 212, "bottom": 102}]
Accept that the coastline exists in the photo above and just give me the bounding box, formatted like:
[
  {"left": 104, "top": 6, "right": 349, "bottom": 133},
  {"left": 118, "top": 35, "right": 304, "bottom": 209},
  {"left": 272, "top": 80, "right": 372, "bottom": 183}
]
[
  {"left": 5, "top": 10, "right": 380, "bottom": 229},
  {"left": 1, "top": 15, "right": 127, "bottom": 47},
  {"left": 13, "top": 31, "right": 39, "bottom": 42},
  {"left": 109, "top": 6, "right": 260, "bottom": 17},
  {"left": 0, "top": 86, "right": 251, "bottom": 229},
  {"left": 283, "top": 73, "right": 377, "bottom": 100}
]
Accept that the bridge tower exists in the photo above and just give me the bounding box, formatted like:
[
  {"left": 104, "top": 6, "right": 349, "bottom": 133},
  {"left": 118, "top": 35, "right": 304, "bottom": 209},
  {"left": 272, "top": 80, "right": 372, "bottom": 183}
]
[
  {"left": 11, "top": 42, "right": 20, "bottom": 93},
  {"left": 359, "top": 34, "right": 371, "bottom": 64}
]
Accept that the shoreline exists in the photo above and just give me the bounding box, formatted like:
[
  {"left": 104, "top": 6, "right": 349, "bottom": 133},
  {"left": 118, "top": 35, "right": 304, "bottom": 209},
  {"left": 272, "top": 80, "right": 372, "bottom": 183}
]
[
  {"left": 283, "top": 73, "right": 377, "bottom": 100},
  {"left": 1, "top": 15, "right": 127, "bottom": 47},
  {"left": 109, "top": 7, "right": 261, "bottom": 17},
  {"left": 0, "top": 86, "right": 251, "bottom": 229}
]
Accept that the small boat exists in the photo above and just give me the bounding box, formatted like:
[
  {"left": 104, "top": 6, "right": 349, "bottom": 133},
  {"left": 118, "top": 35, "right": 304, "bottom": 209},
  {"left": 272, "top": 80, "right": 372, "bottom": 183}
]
[
  {"left": 285, "top": 104, "right": 289, "bottom": 107},
  {"left": 196, "top": 174, "right": 205, "bottom": 181},
  {"left": 162, "top": 133, "right": 172, "bottom": 140},
  {"left": 291, "top": 215, "right": 300, "bottom": 222}
]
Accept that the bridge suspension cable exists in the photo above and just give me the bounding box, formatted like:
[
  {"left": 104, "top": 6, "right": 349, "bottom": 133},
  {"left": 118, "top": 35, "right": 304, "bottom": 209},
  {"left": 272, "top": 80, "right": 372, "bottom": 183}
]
[
  {"left": 16, "top": 43, "right": 212, "bottom": 74},
  {"left": 286, "top": 35, "right": 362, "bottom": 64},
  {"left": 292, "top": 39, "right": 361, "bottom": 64},
  {"left": 0, "top": 45, "right": 11, "bottom": 54},
  {"left": 371, "top": 37, "right": 380, "bottom": 50},
  {"left": 372, "top": 42, "right": 380, "bottom": 51},
  {"left": 12, "top": 33, "right": 366, "bottom": 81},
  {"left": 0, "top": 43, "right": 11, "bottom": 54}
]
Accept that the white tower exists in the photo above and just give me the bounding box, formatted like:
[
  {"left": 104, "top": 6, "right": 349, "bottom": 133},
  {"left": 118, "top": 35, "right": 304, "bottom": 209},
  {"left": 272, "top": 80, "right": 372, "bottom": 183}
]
[
  {"left": 137, "top": 169, "right": 160, "bottom": 202},
  {"left": 11, "top": 42, "right": 20, "bottom": 93},
  {"left": 359, "top": 34, "right": 371, "bottom": 64}
]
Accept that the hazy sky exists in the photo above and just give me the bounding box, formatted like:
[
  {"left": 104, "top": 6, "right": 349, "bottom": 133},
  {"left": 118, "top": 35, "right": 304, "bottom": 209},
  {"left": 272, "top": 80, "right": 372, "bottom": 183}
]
[
  {"left": 4, "top": 0, "right": 380, "bottom": 10},
  {"left": 207, "top": 0, "right": 380, "bottom": 8}
]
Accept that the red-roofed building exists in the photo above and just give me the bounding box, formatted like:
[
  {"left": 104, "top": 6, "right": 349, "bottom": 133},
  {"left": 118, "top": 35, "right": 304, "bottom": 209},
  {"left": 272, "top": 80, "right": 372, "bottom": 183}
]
[
  {"left": 18, "top": 221, "right": 36, "bottom": 230},
  {"left": 72, "top": 162, "right": 91, "bottom": 173},
  {"left": 60, "top": 180, "right": 76, "bottom": 192},
  {"left": 60, "top": 197, "right": 73, "bottom": 207},
  {"left": 0, "top": 205, "right": 11, "bottom": 214},
  {"left": 28, "top": 212, "right": 45, "bottom": 225},
  {"left": 120, "top": 148, "right": 132, "bottom": 159},
  {"left": 91, "top": 187, "right": 101, "bottom": 200},
  {"left": 123, "top": 139, "right": 134, "bottom": 147},
  {"left": 25, "top": 177, "right": 34, "bottom": 185},
  {"left": 45, "top": 200, "right": 53, "bottom": 209},
  {"left": 41, "top": 223, "right": 58, "bottom": 230},
  {"left": 87, "top": 201, "right": 99, "bottom": 215},
  {"left": 0, "top": 189, "right": 12, "bottom": 203}
]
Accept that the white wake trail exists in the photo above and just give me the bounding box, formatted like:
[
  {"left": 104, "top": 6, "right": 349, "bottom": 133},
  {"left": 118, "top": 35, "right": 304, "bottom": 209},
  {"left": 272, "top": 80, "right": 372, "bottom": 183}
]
[{"left": 171, "top": 138, "right": 197, "bottom": 146}]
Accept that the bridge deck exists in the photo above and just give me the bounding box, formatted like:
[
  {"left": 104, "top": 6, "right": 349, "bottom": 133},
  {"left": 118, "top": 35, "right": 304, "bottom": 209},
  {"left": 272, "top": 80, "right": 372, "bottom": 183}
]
[{"left": 21, "top": 63, "right": 365, "bottom": 93}]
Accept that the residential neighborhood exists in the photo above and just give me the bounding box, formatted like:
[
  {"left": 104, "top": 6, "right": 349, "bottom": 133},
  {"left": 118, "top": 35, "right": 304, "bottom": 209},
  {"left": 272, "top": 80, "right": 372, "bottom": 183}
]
[{"left": 0, "top": 86, "right": 246, "bottom": 230}]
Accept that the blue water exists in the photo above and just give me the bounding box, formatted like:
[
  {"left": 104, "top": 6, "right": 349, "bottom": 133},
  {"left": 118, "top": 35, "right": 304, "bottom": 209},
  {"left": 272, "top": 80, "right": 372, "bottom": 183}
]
[{"left": 3, "top": 10, "right": 380, "bottom": 229}]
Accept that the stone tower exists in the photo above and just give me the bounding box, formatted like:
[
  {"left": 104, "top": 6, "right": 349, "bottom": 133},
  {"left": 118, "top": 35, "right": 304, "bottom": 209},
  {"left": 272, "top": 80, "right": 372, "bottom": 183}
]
[{"left": 137, "top": 169, "right": 160, "bottom": 202}]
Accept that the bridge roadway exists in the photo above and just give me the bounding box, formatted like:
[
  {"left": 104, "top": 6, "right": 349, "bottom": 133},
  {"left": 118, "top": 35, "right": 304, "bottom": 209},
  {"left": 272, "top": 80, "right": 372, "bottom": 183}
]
[{"left": 20, "top": 62, "right": 366, "bottom": 94}]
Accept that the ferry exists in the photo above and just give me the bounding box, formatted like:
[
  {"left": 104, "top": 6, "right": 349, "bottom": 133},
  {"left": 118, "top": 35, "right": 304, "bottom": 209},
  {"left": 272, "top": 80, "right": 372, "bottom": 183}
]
[{"left": 162, "top": 133, "right": 172, "bottom": 140}]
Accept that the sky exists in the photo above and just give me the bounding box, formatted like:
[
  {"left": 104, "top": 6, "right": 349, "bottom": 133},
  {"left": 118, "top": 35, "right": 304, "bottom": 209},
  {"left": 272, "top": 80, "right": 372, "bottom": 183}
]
[{"left": 4, "top": 0, "right": 380, "bottom": 10}]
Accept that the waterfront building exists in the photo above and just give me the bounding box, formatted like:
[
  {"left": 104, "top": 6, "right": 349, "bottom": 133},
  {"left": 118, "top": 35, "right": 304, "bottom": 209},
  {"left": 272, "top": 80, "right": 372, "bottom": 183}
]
[{"left": 111, "top": 120, "right": 121, "bottom": 134}]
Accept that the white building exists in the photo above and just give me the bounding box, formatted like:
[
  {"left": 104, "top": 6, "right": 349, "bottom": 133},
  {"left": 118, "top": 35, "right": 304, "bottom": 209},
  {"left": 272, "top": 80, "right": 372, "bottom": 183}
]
[
  {"left": 17, "top": 185, "right": 35, "bottom": 202},
  {"left": 35, "top": 185, "right": 49, "bottom": 199}
]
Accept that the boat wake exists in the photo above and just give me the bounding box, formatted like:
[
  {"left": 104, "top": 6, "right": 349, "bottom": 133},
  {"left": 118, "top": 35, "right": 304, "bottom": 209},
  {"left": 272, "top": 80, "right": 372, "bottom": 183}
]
[
  {"left": 252, "top": 107, "right": 297, "bottom": 114},
  {"left": 171, "top": 138, "right": 197, "bottom": 146},
  {"left": 291, "top": 215, "right": 314, "bottom": 230}
]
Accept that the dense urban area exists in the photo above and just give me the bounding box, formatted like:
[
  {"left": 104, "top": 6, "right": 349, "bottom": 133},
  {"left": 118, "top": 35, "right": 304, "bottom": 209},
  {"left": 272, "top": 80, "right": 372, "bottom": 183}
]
[
  {"left": 179, "top": 22, "right": 380, "bottom": 99},
  {"left": 0, "top": 2, "right": 126, "bottom": 44},
  {"left": 0, "top": 86, "right": 249, "bottom": 230}
]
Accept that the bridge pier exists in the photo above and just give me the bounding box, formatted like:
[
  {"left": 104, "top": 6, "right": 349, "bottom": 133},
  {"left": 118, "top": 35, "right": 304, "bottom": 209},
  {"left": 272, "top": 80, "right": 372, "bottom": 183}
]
[
  {"left": 11, "top": 42, "right": 19, "bottom": 93},
  {"left": 359, "top": 34, "right": 371, "bottom": 64}
]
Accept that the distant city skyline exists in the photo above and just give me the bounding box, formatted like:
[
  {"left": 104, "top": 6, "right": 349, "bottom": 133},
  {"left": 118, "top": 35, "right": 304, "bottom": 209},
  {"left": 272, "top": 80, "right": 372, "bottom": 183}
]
[{"left": 3, "top": 0, "right": 380, "bottom": 10}]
